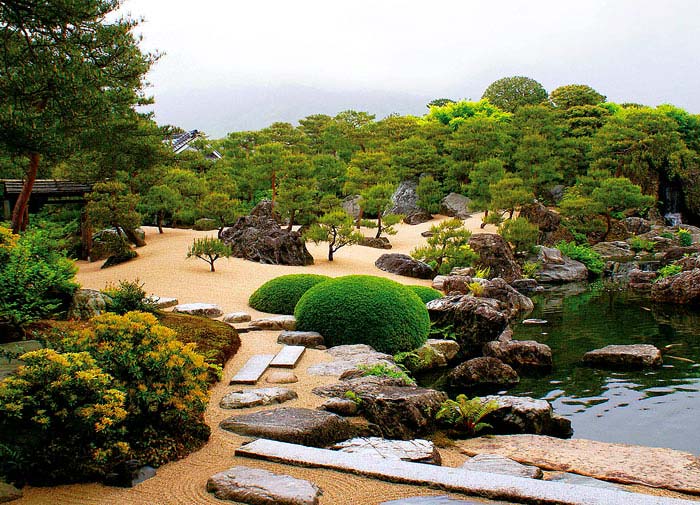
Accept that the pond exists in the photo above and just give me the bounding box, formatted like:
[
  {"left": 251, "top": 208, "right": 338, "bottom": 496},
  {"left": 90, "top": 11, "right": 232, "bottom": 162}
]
[{"left": 424, "top": 283, "right": 700, "bottom": 454}]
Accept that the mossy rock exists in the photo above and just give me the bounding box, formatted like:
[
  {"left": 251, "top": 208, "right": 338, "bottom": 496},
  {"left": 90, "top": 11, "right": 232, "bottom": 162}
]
[
  {"left": 407, "top": 285, "right": 443, "bottom": 303},
  {"left": 249, "top": 274, "right": 331, "bottom": 315},
  {"left": 294, "top": 275, "right": 430, "bottom": 354}
]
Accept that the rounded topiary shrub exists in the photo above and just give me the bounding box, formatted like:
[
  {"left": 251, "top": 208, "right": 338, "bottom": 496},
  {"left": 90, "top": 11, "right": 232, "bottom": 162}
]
[
  {"left": 408, "top": 285, "right": 443, "bottom": 303},
  {"left": 294, "top": 275, "right": 430, "bottom": 354},
  {"left": 249, "top": 274, "right": 331, "bottom": 315}
]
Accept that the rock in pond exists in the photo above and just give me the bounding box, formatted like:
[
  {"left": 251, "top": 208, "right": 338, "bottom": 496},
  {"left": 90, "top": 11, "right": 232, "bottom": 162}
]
[
  {"left": 219, "top": 387, "right": 298, "bottom": 409},
  {"left": 173, "top": 303, "right": 223, "bottom": 318},
  {"left": 628, "top": 269, "right": 657, "bottom": 291},
  {"left": 442, "top": 277, "right": 534, "bottom": 319},
  {"left": 250, "top": 315, "right": 296, "bottom": 331},
  {"left": 222, "top": 312, "right": 252, "bottom": 323},
  {"left": 375, "top": 253, "right": 434, "bottom": 279},
  {"left": 468, "top": 234, "right": 522, "bottom": 283},
  {"left": 651, "top": 268, "right": 700, "bottom": 305},
  {"left": 278, "top": 330, "right": 325, "bottom": 348},
  {"left": 535, "top": 247, "right": 588, "bottom": 284},
  {"left": 220, "top": 407, "right": 355, "bottom": 447},
  {"left": 330, "top": 437, "right": 441, "bottom": 465},
  {"left": 207, "top": 466, "right": 321, "bottom": 505},
  {"left": 582, "top": 344, "right": 663, "bottom": 369},
  {"left": 447, "top": 357, "right": 519, "bottom": 393},
  {"left": 482, "top": 339, "right": 552, "bottom": 372},
  {"left": 461, "top": 453, "right": 543, "bottom": 479},
  {"left": 483, "top": 395, "right": 572, "bottom": 438}
]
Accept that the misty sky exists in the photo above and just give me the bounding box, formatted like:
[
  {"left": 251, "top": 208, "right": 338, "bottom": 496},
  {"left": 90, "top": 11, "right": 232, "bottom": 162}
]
[{"left": 123, "top": 0, "right": 700, "bottom": 138}]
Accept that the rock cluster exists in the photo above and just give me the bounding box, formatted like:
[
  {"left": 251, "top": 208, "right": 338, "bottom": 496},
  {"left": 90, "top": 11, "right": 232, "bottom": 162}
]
[{"left": 468, "top": 234, "right": 522, "bottom": 283}]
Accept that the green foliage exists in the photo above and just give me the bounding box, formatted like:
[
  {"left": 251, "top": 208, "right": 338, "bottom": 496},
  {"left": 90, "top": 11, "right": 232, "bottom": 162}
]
[
  {"left": 555, "top": 241, "right": 604, "bottom": 275},
  {"left": 0, "top": 349, "right": 129, "bottom": 485},
  {"left": 436, "top": 395, "right": 499, "bottom": 435},
  {"left": 356, "top": 362, "right": 415, "bottom": 385},
  {"left": 473, "top": 266, "right": 492, "bottom": 279},
  {"left": 465, "top": 158, "right": 506, "bottom": 211},
  {"left": 102, "top": 279, "right": 157, "bottom": 316},
  {"left": 407, "top": 285, "right": 443, "bottom": 303},
  {"left": 192, "top": 218, "right": 219, "bottom": 231},
  {"left": 522, "top": 261, "right": 541, "bottom": 278},
  {"left": 499, "top": 217, "right": 539, "bottom": 253},
  {"left": 481, "top": 76, "right": 548, "bottom": 113},
  {"left": 489, "top": 176, "right": 533, "bottom": 219},
  {"left": 416, "top": 176, "right": 444, "bottom": 214},
  {"left": 629, "top": 236, "right": 655, "bottom": 252},
  {"left": 550, "top": 84, "right": 606, "bottom": 109},
  {"left": 411, "top": 218, "right": 477, "bottom": 275},
  {"left": 467, "top": 281, "right": 485, "bottom": 296},
  {"left": 428, "top": 322, "right": 457, "bottom": 340},
  {"left": 187, "top": 237, "right": 232, "bottom": 272},
  {"left": 0, "top": 226, "right": 78, "bottom": 328},
  {"left": 87, "top": 182, "right": 141, "bottom": 233},
  {"left": 304, "top": 210, "right": 364, "bottom": 261},
  {"left": 427, "top": 99, "right": 512, "bottom": 130},
  {"left": 61, "top": 312, "right": 212, "bottom": 467},
  {"left": 656, "top": 264, "right": 682, "bottom": 280},
  {"left": 677, "top": 228, "right": 693, "bottom": 247},
  {"left": 344, "top": 390, "right": 363, "bottom": 406},
  {"left": 295, "top": 275, "right": 430, "bottom": 354},
  {"left": 249, "top": 274, "right": 331, "bottom": 315},
  {"left": 139, "top": 184, "right": 181, "bottom": 233}
]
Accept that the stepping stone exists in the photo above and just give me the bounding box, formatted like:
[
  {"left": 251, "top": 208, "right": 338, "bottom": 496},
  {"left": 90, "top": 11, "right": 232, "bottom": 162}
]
[
  {"left": 461, "top": 454, "right": 542, "bottom": 479},
  {"left": 547, "top": 472, "right": 627, "bottom": 492},
  {"left": 307, "top": 344, "right": 396, "bottom": 377},
  {"left": 220, "top": 407, "right": 355, "bottom": 447},
  {"left": 0, "top": 481, "right": 22, "bottom": 502},
  {"left": 172, "top": 303, "right": 223, "bottom": 318},
  {"left": 229, "top": 354, "right": 275, "bottom": 385},
  {"left": 270, "top": 345, "right": 306, "bottom": 368},
  {"left": 207, "top": 466, "right": 321, "bottom": 505},
  {"left": 220, "top": 387, "right": 297, "bottom": 409},
  {"left": 583, "top": 344, "right": 662, "bottom": 369},
  {"left": 278, "top": 330, "right": 325, "bottom": 348},
  {"left": 330, "top": 437, "right": 441, "bottom": 465},
  {"left": 236, "top": 439, "right": 697, "bottom": 505},
  {"left": 381, "top": 497, "right": 484, "bottom": 505},
  {"left": 222, "top": 312, "right": 252, "bottom": 323},
  {"left": 250, "top": 315, "right": 296, "bottom": 331},
  {"left": 148, "top": 296, "right": 178, "bottom": 309},
  {"left": 266, "top": 371, "right": 299, "bottom": 384}
]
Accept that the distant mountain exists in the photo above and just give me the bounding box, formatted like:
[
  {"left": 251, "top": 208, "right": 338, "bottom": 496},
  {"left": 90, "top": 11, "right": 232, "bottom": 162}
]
[{"left": 149, "top": 84, "right": 437, "bottom": 138}]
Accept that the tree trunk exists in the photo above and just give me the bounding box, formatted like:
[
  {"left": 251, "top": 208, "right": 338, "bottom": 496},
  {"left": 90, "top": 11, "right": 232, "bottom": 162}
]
[
  {"left": 11, "top": 152, "right": 40, "bottom": 233},
  {"left": 271, "top": 170, "right": 276, "bottom": 204},
  {"left": 287, "top": 209, "right": 295, "bottom": 231},
  {"left": 157, "top": 212, "right": 164, "bottom": 234},
  {"left": 123, "top": 227, "right": 146, "bottom": 247},
  {"left": 356, "top": 207, "right": 364, "bottom": 229},
  {"left": 375, "top": 215, "right": 382, "bottom": 239},
  {"left": 80, "top": 209, "right": 92, "bottom": 260},
  {"left": 328, "top": 246, "right": 334, "bottom": 261}
]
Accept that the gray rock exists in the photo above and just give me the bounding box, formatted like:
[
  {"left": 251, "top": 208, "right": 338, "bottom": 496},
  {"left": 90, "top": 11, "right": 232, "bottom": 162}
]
[
  {"left": 510, "top": 278, "right": 542, "bottom": 293},
  {"left": 519, "top": 202, "right": 561, "bottom": 233},
  {"left": 266, "top": 371, "right": 299, "bottom": 384},
  {"left": 628, "top": 269, "right": 657, "bottom": 291},
  {"left": 172, "top": 303, "right": 223, "bottom": 318},
  {"left": 468, "top": 233, "right": 523, "bottom": 283},
  {"left": 402, "top": 338, "right": 461, "bottom": 374},
  {"left": 387, "top": 180, "right": 433, "bottom": 224},
  {"left": 483, "top": 395, "right": 572, "bottom": 438},
  {"left": 341, "top": 195, "right": 362, "bottom": 219},
  {"left": 219, "top": 387, "right": 298, "bottom": 409},
  {"left": 360, "top": 236, "right": 392, "bottom": 249},
  {"left": 250, "top": 315, "right": 296, "bottom": 331},
  {"left": 103, "top": 459, "right": 156, "bottom": 488},
  {"left": 583, "top": 344, "right": 663, "bottom": 369},
  {"left": 622, "top": 217, "right": 652, "bottom": 236},
  {"left": 278, "top": 331, "right": 325, "bottom": 348},
  {"left": 425, "top": 339, "right": 460, "bottom": 361},
  {"left": 441, "top": 277, "right": 534, "bottom": 319},
  {"left": 207, "top": 466, "right": 321, "bottom": 505},
  {"left": 0, "top": 481, "right": 22, "bottom": 502},
  {"left": 320, "top": 398, "right": 359, "bottom": 416},
  {"left": 651, "top": 268, "right": 700, "bottom": 305},
  {"left": 447, "top": 357, "right": 519, "bottom": 393},
  {"left": 431, "top": 275, "right": 448, "bottom": 291},
  {"left": 68, "top": 289, "right": 112, "bottom": 320},
  {"left": 221, "top": 407, "right": 356, "bottom": 447},
  {"left": 547, "top": 472, "right": 628, "bottom": 491},
  {"left": 461, "top": 453, "right": 543, "bottom": 479},
  {"left": 307, "top": 344, "right": 396, "bottom": 377},
  {"left": 440, "top": 193, "right": 472, "bottom": 219},
  {"left": 535, "top": 247, "right": 588, "bottom": 284},
  {"left": 222, "top": 312, "right": 252, "bottom": 323},
  {"left": 330, "top": 437, "right": 441, "bottom": 465},
  {"left": 148, "top": 296, "right": 178, "bottom": 309},
  {"left": 592, "top": 241, "right": 636, "bottom": 262},
  {"left": 482, "top": 339, "right": 553, "bottom": 372},
  {"left": 375, "top": 253, "right": 435, "bottom": 279}
]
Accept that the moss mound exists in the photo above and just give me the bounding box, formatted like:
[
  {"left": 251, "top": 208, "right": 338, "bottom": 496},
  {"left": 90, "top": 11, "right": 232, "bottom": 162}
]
[
  {"left": 294, "top": 275, "right": 430, "bottom": 354},
  {"left": 249, "top": 274, "right": 331, "bottom": 314},
  {"left": 408, "top": 285, "right": 443, "bottom": 303}
]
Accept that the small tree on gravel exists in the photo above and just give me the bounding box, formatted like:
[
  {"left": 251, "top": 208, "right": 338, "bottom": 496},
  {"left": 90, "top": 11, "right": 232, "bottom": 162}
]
[
  {"left": 304, "top": 210, "right": 364, "bottom": 261},
  {"left": 187, "top": 238, "right": 232, "bottom": 272}
]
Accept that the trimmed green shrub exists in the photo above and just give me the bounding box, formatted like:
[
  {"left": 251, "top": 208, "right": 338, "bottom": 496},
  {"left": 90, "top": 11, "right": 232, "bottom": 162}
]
[
  {"left": 294, "top": 275, "right": 430, "bottom": 354},
  {"left": 102, "top": 279, "right": 157, "bottom": 315},
  {"left": 555, "top": 241, "right": 605, "bottom": 275},
  {"left": 408, "top": 285, "right": 443, "bottom": 303},
  {"left": 0, "top": 349, "right": 128, "bottom": 485},
  {"left": 499, "top": 217, "right": 539, "bottom": 254},
  {"left": 249, "top": 274, "right": 331, "bottom": 315}
]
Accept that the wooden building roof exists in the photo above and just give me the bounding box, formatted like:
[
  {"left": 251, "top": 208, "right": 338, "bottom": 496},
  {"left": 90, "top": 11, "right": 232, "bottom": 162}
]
[{"left": 1, "top": 179, "right": 93, "bottom": 197}]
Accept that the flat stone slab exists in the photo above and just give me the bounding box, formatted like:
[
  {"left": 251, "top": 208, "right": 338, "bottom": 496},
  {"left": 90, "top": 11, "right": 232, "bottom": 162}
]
[
  {"left": 221, "top": 407, "right": 355, "bottom": 447},
  {"left": 230, "top": 354, "right": 275, "bottom": 385},
  {"left": 461, "top": 454, "right": 542, "bottom": 479},
  {"left": 236, "top": 439, "right": 696, "bottom": 505},
  {"left": 207, "top": 466, "right": 321, "bottom": 505},
  {"left": 458, "top": 435, "right": 700, "bottom": 495},
  {"left": 381, "top": 497, "right": 485, "bottom": 505},
  {"left": 548, "top": 472, "right": 626, "bottom": 492},
  {"left": 307, "top": 344, "right": 396, "bottom": 377},
  {"left": 583, "top": 344, "right": 663, "bottom": 369},
  {"left": 330, "top": 437, "right": 441, "bottom": 465},
  {"left": 148, "top": 296, "right": 178, "bottom": 309},
  {"left": 172, "top": 303, "right": 223, "bottom": 318},
  {"left": 223, "top": 312, "right": 252, "bottom": 323},
  {"left": 220, "top": 387, "right": 298, "bottom": 409},
  {"left": 250, "top": 315, "right": 296, "bottom": 331},
  {"left": 271, "top": 345, "right": 306, "bottom": 368},
  {"left": 278, "top": 331, "right": 325, "bottom": 348}
]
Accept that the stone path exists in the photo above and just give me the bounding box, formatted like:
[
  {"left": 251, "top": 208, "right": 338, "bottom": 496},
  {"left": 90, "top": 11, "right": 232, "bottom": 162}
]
[
  {"left": 235, "top": 439, "right": 698, "bottom": 505},
  {"left": 207, "top": 466, "right": 321, "bottom": 505},
  {"left": 270, "top": 345, "right": 306, "bottom": 368},
  {"left": 229, "top": 354, "right": 275, "bottom": 385}
]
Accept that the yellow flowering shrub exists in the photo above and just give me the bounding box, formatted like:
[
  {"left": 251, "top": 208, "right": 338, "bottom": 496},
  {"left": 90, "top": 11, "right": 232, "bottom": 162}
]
[
  {"left": 61, "top": 312, "right": 213, "bottom": 466},
  {"left": 0, "top": 349, "right": 128, "bottom": 485}
]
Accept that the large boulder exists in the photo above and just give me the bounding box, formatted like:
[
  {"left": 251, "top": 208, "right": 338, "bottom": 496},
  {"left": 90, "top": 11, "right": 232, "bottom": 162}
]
[
  {"left": 221, "top": 200, "right": 313, "bottom": 266},
  {"left": 468, "top": 234, "right": 522, "bottom": 283},
  {"left": 399, "top": 339, "right": 460, "bottom": 374},
  {"left": 207, "top": 466, "right": 321, "bottom": 505},
  {"left": 427, "top": 295, "right": 510, "bottom": 357},
  {"left": 447, "top": 357, "right": 519, "bottom": 393},
  {"left": 440, "top": 193, "right": 472, "bottom": 219},
  {"left": 341, "top": 195, "right": 362, "bottom": 219},
  {"left": 591, "top": 241, "right": 636, "bottom": 262},
  {"left": 518, "top": 202, "right": 561, "bottom": 236},
  {"left": 219, "top": 387, "right": 298, "bottom": 409},
  {"left": 582, "top": 344, "right": 663, "bottom": 370},
  {"left": 651, "top": 268, "right": 700, "bottom": 304},
  {"left": 622, "top": 217, "right": 652, "bottom": 236},
  {"left": 68, "top": 289, "right": 112, "bottom": 320},
  {"left": 386, "top": 180, "right": 432, "bottom": 224},
  {"left": 628, "top": 269, "right": 657, "bottom": 291},
  {"left": 535, "top": 247, "right": 588, "bottom": 283},
  {"left": 359, "top": 236, "right": 392, "bottom": 249},
  {"left": 482, "top": 339, "right": 552, "bottom": 372},
  {"left": 442, "top": 277, "right": 534, "bottom": 319},
  {"left": 306, "top": 344, "right": 397, "bottom": 377},
  {"left": 483, "top": 396, "right": 572, "bottom": 438},
  {"left": 375, "top": 253, "right": 435, "bottom": 279}
]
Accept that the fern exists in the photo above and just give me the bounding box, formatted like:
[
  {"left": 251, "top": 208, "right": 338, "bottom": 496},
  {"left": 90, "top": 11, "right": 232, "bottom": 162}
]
[{"left": 436, "top": 395, "right": 499, "bottom": 435}]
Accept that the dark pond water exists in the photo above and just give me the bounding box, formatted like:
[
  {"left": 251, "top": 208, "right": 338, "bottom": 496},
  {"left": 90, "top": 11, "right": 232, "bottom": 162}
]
[{"left": 513, "top": 283, "right": 700, "bottom": 454}]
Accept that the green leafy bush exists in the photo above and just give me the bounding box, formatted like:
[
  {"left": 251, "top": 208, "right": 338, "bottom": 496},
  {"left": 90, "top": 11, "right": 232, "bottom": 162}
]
[
  {"left": 61, "top": 312, "right": 213, "bottom": 467},
  {"left": 249, "top": 274, "right": 331, "bottom": 314},
  {"left": 0, "top": 226, "right": 78, "bottom": 328},
  {"left": 436, "top": 395, "right": 499, "bottom": 436},
  {"left": 295, "top": 275, "right": 430, "bottom": 354},
  {"left": 407, "top": 285, "right": 443, "bottom": 303},
  {"left": 356, "top": 362, "right": 415, "bottom": 385},
  {"left": 678, "top": 228, "right": 693, "bottom": 247},
  {"left": 629, "top": 236, "right": 655, "bottom": 252},
  {"left": 499, "top": 217, "right": 539, "bottom": 254},
  {"left": 102, "top": 279, "right": 157, "bottom": 315},
  {"left": 555, "top": 241, "right": 604, "bottom": 275},
  {"left": 0, "top": 349, "right": 128, "bottom": 485},
  {"left": 522, "top": 261, "right": 541, "bottom": 278},
  {"left": 656, "top": 264, "right": 682, "bottom": 280}
]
